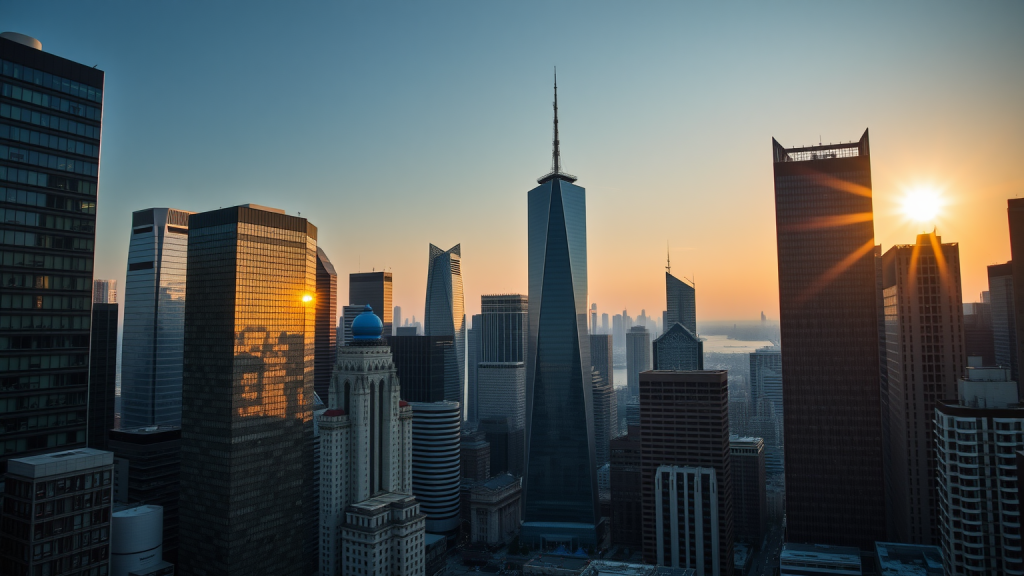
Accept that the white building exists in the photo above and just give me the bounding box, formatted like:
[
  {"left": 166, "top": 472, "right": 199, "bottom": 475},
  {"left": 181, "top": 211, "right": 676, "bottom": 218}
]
[
  {"left": 320, "top": 306, "right": 423, "bottom": 576},
  {"left": 935, "top": 366, "right": 1024, "bottom": 575},
  {"left": 654, "top": 465, "right": 719, "bottom": 576}
]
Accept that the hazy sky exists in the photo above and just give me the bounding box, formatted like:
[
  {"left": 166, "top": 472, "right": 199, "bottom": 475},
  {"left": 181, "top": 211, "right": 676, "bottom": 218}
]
[{"left": 5, "top": 2, "right": 1023, "bottom": 324}]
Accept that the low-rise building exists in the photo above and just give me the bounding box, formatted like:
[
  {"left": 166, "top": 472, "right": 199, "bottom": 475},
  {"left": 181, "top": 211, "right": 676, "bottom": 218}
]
[
  {"left": 874, "top": 542, "right": 942, "bottom": 576},
  {"left": 464, "top": 474, "right": 522, "bottom": 546},
  {"left": 341, "top": 493, "right": 426, "bottom": 576},
  {"left": 780, "top": 543, "right": 862, "bottom": 576}
]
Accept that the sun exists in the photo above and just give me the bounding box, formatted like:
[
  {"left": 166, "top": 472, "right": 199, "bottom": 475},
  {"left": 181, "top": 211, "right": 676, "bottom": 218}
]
[{"left": 900, "top": 187, "right": 944, "bottom": 224}]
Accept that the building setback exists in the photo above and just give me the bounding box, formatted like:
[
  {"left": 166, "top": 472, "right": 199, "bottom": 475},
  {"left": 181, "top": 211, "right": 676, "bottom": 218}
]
[
  {"left": 88, "top": 302, "right": 117, "bottom": 450},
  {"left": 314, "top": 246, "right": 338, "bottom": 401},
  {"left": 640, "top": 370, "right": 733, "bottom": 574},
  {"left": 772, "top": 130, "right": 886, "bottom": 547},
  {"left": 881, "top": 232, "right": 965, "bottom": 544},
  {"left": 178, "top": 205, "right": 315, "bottom": 576},
  {"left": 0, "top": 33, "right": 104, "bottom": 471},
  {"left": 120, "top": 208, "right": 192, "bottom": 429}
]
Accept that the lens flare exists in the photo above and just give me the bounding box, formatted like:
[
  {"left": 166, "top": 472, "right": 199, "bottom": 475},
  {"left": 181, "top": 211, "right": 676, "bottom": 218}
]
[
  {"left": 901, "top": 188, "right": 943, "bottom": 223},
  {"left": 302, "top": 294, "right": 313, "bottom": 303}
]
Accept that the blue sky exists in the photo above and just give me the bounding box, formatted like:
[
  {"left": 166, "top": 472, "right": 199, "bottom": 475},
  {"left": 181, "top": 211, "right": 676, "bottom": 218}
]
[{"left": 5, "top": 1, "right": 1023, "bottom": 322}]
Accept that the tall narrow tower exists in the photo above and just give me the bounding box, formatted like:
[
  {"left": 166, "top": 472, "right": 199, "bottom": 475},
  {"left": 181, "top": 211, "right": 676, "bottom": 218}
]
[
  {"left": 424, "top": 243, "right": 466, "bottom": 406},
  {"left": 523, "top": 72, "right": 600, "bottom": 548}
]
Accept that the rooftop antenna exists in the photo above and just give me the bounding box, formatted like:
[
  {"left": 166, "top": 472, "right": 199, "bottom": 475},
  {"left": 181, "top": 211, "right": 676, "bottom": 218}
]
[
  {"left": 666, "top": 241, "right": 671, "bottom": 275},
  {"left": 552, "top": 67, "right": 561, "bottom": 176}
]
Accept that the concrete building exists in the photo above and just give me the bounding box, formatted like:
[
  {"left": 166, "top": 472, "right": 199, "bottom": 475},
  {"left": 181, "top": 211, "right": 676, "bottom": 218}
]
[
  {"left": 935, "top": 366, "right": 1024, "bottom": 575},
  {"left": 880, "top": 232, "right": 965, "bottom": 544},
  {"left": 626, "top": 326, "right": 651, "bottom": 398},
  {"left": 319, "top": 306, "right": 418, "bottom": 576},
  {"left": 120, "top": 208, "right": 192, "bottom": 429},
  {"left": 0, "top": 33, "right": 105, "bottom": 470},
  {"left": 729, "top": 436, "right": 766, "bottom": 548},
  {"left": 411, "top": 401, "right": 463, "bottom": 538},
  {"left": 110, "top": 504, "right": 172, "bottom": 576},
  {"left": 640, "top": 371, "right": 732, "bottom": 574},
  {"left": 773, "top": 131, "right": 886, "bottom": 547},
  {"left": 779, "top": 543, "right": 862, "bottom": 576},
  {"left": 424, "top": 244, "right": 466, "bottom": 408},
  {"left": 178, "top": 205, "right": 315, "bottom": 576},
  {"left": 464, "top": 473, "right": 522, "bottom": 546},
  {"left": 108, "top": 426, "right": 181, "bottom": 565},
  {"left": 610, "top": 426, "right": 642, "bottom": 549},
  {"left": 0, "top": 448, "right": 114, "bottom": 576}
]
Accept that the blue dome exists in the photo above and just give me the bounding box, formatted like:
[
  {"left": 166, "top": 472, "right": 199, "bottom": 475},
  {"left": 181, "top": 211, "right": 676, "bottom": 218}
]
[{"left": 351, "top": 305, "right": 383, "bottom": 340}]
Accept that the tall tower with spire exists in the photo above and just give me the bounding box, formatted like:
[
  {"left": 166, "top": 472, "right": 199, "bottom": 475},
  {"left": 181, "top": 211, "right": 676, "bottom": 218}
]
[{"left": 523, "top": 71, "right": 600, "bottom": 548}]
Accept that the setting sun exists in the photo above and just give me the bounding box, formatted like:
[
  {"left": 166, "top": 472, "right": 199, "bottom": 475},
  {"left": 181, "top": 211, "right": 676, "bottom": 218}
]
[{"left": 900, "top": 187, "right": 944, "bottom": 223}]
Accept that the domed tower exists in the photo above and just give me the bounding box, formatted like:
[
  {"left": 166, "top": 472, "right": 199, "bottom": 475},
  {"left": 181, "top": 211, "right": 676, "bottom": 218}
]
[{"left": 319, "top": 306, "right": 417, "bottom": 576}]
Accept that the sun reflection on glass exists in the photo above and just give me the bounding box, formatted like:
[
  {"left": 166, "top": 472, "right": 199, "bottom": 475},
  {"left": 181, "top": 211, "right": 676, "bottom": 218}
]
[{"left": 301, "top": 294, "right": 313, "bottom": 303}]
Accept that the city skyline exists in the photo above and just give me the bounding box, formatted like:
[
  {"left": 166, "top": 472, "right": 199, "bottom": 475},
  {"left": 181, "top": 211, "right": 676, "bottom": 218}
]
[{"left": 3, "top": 3, "right": 1020, "bottom": 329}]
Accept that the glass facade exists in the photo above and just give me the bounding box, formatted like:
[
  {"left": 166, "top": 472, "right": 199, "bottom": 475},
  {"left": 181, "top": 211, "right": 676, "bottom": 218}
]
[
  {"left": 772, "top": 130, "right": 886, "bottom": 547},
  {"left": 314, "top": 247, "right": 337, "bottom": 400},
  {"left": 388, "top": 334, "right": 455, "bottom": 403},
  {"left": 665, "top": 272, "right": 695, "bottom": 333},
  {"left": 0, "top": 36, "right": 103, "bottom": 473},
  {"left": 524, "top": 177, "right": 598, "bottom": 544},
  {"left": 87, "top": 303, "right": 117, "bottom": 450},
  {"left": 424, "top": 244, "right": 465, "bottom": 407},
  {"left": 349, "top": 271, "right": 392, "bottom": 336},
  {"left": 178, "top": 206, "right": 315, "bottom": 576},
  {"left": 120, "top": 208, "right": 192, "bottom": 429}
]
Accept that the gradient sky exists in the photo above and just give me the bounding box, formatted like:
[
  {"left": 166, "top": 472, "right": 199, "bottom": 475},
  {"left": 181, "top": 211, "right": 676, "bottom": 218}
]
[{"left": 5, "top": 2, "right": 1023, "bottom": 325}]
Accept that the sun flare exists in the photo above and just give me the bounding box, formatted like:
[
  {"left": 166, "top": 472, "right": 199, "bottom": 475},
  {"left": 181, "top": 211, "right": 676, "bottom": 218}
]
[{"left": 901, "top": 188, "right": 943, "bottom": 223}]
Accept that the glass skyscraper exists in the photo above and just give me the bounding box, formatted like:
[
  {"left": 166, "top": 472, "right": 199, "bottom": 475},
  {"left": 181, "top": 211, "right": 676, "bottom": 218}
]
[
  {"left": 665, "top": 272, "right": 696, "bottom": 333},
  {"left": 0, "top": 33, "right": 104, "bottom": 471},
  {"left": 314, "top": 246, "right": 337, "bottom": 400},
  {"left": 349, "top": 271, "right": 392, "bottom": 336},
  {"left": 424, "top": 243, "right": 465, "bottom": 407},
  {"left": 178, "top": 204, "right": 316, "bottom": 576},
  {"left": 121, "top": 207, "right": 192, "bottom": 429},
  {"left": 479, "top": 294, "right": 527, "bottom": 475},
  {"left": 523, "top": 76, "right": 599, "bottom": 548}
]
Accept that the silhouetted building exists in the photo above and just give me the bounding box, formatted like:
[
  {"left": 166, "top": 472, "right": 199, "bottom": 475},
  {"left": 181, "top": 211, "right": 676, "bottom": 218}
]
[
  {"left": 462, "top": 430, "right": 491, "bottom": 481},
  {"left": 467, "top": 313, "right": 482, "bottom": 423},
  {"left": 990, "top": 262, "right": 1018, "bottom": 385},
  {"left": 591, "top": 334, "right": 614, "bottom": 387},
  {"left": 665, "top": 272, "right": 696, "bottom": 334},
  {"left": 108, "top": 426, "right": 181, "bottom": 565},
  {"left": 610, "top": 426, "right": 642, "bottom": 549},
  {"left": 936, "top": 367, "right": 1024, "bottom": 574},
  {"left": 479, "top": 416, "right": 514, "bottom": 476},
  {"left": 592, "top": 334, "right": 617, "bottom": 455},
  {"left": 1009, "top": 199, "right": 1024, "bottom": 397},
  {"left": 626, "top": 326, "right": 651, "bottom": 397},
  {"left": 314, "top": 247, "right": 337, "bottom": 400},
  {"left": 730, "top": 436, "right": 767, "bottom": 548},
  {"left": 881, "top": 232, "right": 965, "bottom": 545},
  {"left": 653, "top": 323, "right": 703, "bottom": 371},
  {"left": 0, "top": 33, "right": 104, "bottom": 472},
  {"left": 121, "top": 208, "right": 193, "bottom": 430},
  {"left": 479, "top": 295, "right": 528, "bottom": 476},
  {"left": 349, "top": 271, "right": 393, "bottom": 336},
  {"left": 964, "top": 295, "right": 995, "bottom": 366},
  {"left": 425, "top": 243, "right": 466, "bottom": 407},
  {"left": 640, "top": 371, "right": 732, "bottom": 573},
  {"left": 89, "top": 302, "right": 117, "bottom": 450},
  {"left": 0, "top": 448, "right": 113, "bottom": 576},
  {"left": 523, "top": 77, "right": 599, "bottom": 548},
  {"left": 772, "top": 130, "right": 886, "bottom": 547},
  {"left": 388, "top": 334, "right": 457, "bottom": 403},
  {"left": 178, "top": 205, "right": 315, "bottom": 576}
]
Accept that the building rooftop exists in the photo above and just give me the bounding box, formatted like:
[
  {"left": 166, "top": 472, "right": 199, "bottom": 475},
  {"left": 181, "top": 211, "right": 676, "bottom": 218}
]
[
  {"left": 875, "top": 542, "right": 942, "bottom": 576},
  {"left": 781, "top": 543, "right": 862, "bottom": 567},
  {"left": 113, "top": 504, "right": 162, "bottom": 518},
  {"left": 349, "top": 491, "right": 417, "bottom": 512},
  {"left": 8, "top": 448, "right": 113, "bottom": 479}
]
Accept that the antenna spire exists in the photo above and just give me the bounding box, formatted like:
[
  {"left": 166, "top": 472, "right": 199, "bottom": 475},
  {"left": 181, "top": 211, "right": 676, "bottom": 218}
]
[
  {"left": 552, "top": 68, "right": 561, "bottom": 175},
  {"left": 666, "top": 241, "right": 671, "bottom": 275}
]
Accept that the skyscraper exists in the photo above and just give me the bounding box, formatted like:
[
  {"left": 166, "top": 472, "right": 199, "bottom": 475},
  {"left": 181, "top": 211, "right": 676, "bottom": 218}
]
[
  {"left": 656, "top": 267, "right": 702, "bottom": 371},
  {"left": 388, "top": 334, "right": 457, "bottom": 403},
  {"left": 640, "top": 370, "right": 733, "bottom": 572},
  {"left": 314, "top": 247, "right": 337, "bottom": 400},
  {"left": 730, "top": 436, "right": 767, "bottom": 549},
  {"left": 772, "top": 130, "right": 886, "bottom": 547},
  {"left": 178, "top": 205, "right": 315, "bottom": 576},
  {"left": 478, "top": 294, "right": 527, "bottom": 475},
  {"left": 626, "top": 325, "right": 651, "bottom": 397},
  {"left": 0, "top": 33, "right": 104, "bottom": 471},
  {"left": 591, "top": 303, "right": 598, "bottom": 334},
  {"left": 93, "top": 278, "right": 116, "bottom": 303},
  {"left": 989, "top": 262, "right": 1018, "bottom": 385},
  {"left": 612, "top": 314, "right": 624, "bottom": 350},
  {"left": 424, "top": 243, "right": 466, "bottom": 407},
  {"left": 523, "top": 75, "right": 599, "bottom": 548},
  {"left": 749, "top": 345, "right": 784, "bottom": 476},
  {"left": 341, "top": 303, "right": 364, "bottom": 346},
  {"left": 467, "top": 313, "right": 482, "bottom": 423},
  {"left": 963, "top": 294, "right": 994, "bottom": 366},
  {"left": 394, "top": 305, "right": 402, "bottom": 335},
  {"left": 665, "top": 271, "right": 696, "bottom": 333},
  {"left": 121, "top": 208, "right": 192, "bottom": 429},
  {"left": 319, "top": 307, "right": 421, "bottom": 576},
  {"left": 349, "top": 271, "right": 393, "bottom": 336},
  {"left": 881, "top": 232, "right": 965, "bottom": 544},
  {"left": 1008, "top": 199, "right": 1024, "bottom": 391},
  {"left": 88, "top": 300, "right": 117, "bottom": 450},
  {"left": 591, "top": 334, "right": 617, "bottom": 462},
  {"left": 602, "top": 313, "right": 609, "bottom": 335}
]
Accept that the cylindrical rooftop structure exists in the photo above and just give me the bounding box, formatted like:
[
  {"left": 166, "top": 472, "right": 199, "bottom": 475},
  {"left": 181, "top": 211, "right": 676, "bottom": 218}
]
[
  {"left": 111, "top": 505, "right": 164, "bottom": 576},
  {"left": 0, "top": 32, "right": 42, "bottom": 50}
]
